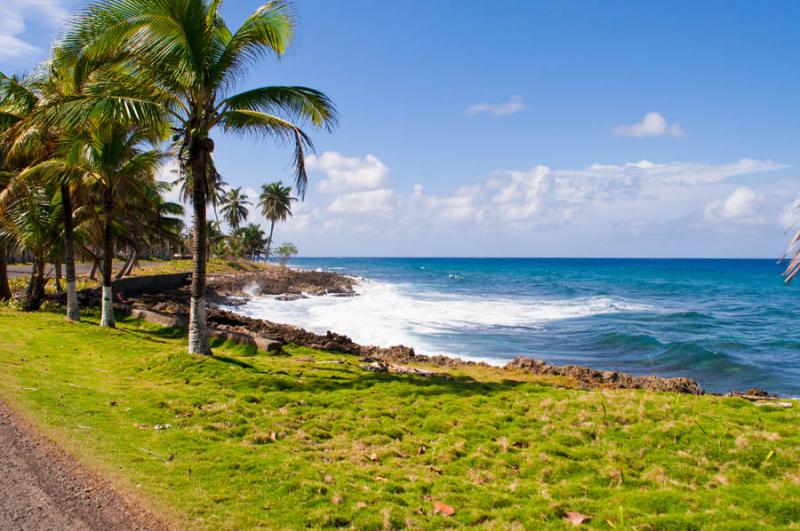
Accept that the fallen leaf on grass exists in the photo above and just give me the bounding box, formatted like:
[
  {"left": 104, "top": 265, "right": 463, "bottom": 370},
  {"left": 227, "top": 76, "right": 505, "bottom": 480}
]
[
  {"left": 375, "top": 475, "right": 388, "bottom": 482},
  {"left": 563, "top": 512, "right": 591, "bottom": 526},
  {"left": 433, "top": 501, "right": 456, "bottom": 516}
]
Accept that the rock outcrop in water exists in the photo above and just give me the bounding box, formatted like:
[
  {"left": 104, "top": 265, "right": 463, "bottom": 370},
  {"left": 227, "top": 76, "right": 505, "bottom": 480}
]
[{"left": 207, "top": 267, "right": 356, "bottom": 298}]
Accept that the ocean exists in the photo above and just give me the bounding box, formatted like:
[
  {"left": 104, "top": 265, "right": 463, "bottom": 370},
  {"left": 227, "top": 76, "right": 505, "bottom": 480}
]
[{"left": 229, "top": 258, "right": 800, "bottom": 396}]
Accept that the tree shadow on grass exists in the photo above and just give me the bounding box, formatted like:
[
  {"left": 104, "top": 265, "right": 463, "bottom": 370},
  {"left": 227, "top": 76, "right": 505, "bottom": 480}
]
[{"left": 211, "top": 354, "right": 256, "bottom": 370}]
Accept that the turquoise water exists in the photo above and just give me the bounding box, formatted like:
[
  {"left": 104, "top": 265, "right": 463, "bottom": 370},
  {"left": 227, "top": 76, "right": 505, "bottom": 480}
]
[{"left": 235, "top": 258, "right": 800, "bottom": 395}]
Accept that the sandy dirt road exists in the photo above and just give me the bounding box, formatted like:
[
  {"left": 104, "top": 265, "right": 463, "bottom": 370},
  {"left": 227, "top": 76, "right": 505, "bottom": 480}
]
[{"left": 0, "top": 401, "right": 167, "bottom": 530}]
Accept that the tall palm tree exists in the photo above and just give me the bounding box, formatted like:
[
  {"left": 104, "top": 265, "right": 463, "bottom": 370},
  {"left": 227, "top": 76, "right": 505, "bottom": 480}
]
[
  {"left": 65, "top": 0, "right": 337, "bottom": 354},
  {"left": 64, "top": 123, "right": 166, "bottom": 327},
  {"left": 219, "top": 187, "right": 251, "bottom": 232},
  {"left": 259, "top": 182, "right": 295, "bottom": 259},
  {"left": 0, "top": 73, "right": 41, "bottom": 302},
  {"left": 1, "top": 55, "right": 87, "bottom": 321}
]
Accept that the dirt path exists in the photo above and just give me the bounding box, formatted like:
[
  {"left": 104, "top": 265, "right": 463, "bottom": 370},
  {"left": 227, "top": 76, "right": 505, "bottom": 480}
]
[{"left": 0, "top": 401, "right": 167, "bottom": 530}]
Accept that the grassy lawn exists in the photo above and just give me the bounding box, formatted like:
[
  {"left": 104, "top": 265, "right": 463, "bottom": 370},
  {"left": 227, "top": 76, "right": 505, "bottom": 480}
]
[
  {"left": 128, "top": 258, "right": 273, "bottom": 277},
  {"left": 0, "top": 308, "right": 798, "bottom": 529}
]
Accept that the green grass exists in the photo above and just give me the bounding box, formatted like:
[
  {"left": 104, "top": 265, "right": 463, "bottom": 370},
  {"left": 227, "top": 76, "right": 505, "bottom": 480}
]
[
  {"left": 129, "top": 258, "right": 272, "bottom": 277},
  {"left": 0, "top": 308, "right": 798, "bottom": 529}
]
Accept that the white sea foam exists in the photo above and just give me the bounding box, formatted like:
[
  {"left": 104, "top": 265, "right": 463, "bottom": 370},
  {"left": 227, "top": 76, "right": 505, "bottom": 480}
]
[{"left": 225, "top": 279, "right": 651, "bottom": 359}]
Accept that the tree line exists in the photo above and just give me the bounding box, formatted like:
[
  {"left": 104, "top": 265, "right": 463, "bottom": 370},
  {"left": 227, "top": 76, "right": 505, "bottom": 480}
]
[{"left": 0, "top": 0, "right": 336, "bottom": 353}]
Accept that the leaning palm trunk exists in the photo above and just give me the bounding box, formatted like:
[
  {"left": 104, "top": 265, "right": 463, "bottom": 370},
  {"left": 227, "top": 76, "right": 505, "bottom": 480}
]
[
  {"left": 115, "top": 248, "right": 135, "bottom": 280},
  {"left": 0, "top": 244, "right": 10, "bottom": 301},
  {"left": 23, "top": 257, "right": 46, "bottom": 312},
  {"left": 61, "top": 183, "right": 80, "bottom": 321},
  {"left": 188, "top": 139, "right": 211, "bottom": 355},
  {"left": 100, "top": 188, "right": 115, "bottom": 328},
  {"left": 88, "top": 257, "right": 98, "bottom": 280},
  {"left": 124, "top": 249, "right": 138, "bottom": 277},
  {"left": 265, "top": 220, "right": 276, "bottom": 260}
]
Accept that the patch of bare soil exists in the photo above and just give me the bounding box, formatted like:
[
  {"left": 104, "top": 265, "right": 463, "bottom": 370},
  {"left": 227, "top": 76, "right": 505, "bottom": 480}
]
[{"left": 0, "top": 401, "right": 167, "bottom": 531}]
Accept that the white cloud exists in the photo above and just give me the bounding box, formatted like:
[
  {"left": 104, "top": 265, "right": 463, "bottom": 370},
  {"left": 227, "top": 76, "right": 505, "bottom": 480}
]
[
  {"left": 328, "top": 189, "right": 395, "bottom": 214},
  {"left": 246, "top": 150, "right": 791, "bottom": 257},
  {"left": 566, "top": 158, "right": 786, "bottom": 185},
  {"left": 418, "top": 185, "right": 484, "bottom": 223},
  {"left": 704, "top": 187, "right": 763, "bottom": 224},
  {"left": 491, "top": 166, "right": 550, "bottom": 222},
  {"left": 613, "top": 112, "right": 684, "bottom": 138},
  {"left": 407, "top": 158, "right": 786, "bottom": 236},
  {"left": 308, "top": 152, "right": 390, "bottom": 194},
  {"left": 0, "top": 0, "right": 70, "bottom": 61},
  {"left": 307, "top": 151, "right": 395, "bottom": 215},
  {"left": 780, "top": 194, "right": 800, "bottom": 230},
  {"left": 465, "top": 95, "right": 527, "bottom": 117}
]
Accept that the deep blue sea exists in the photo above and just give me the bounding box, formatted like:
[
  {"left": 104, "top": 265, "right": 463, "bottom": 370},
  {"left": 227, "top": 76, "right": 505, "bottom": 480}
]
[{"left": 231, "top": 258, "right": 800, "bottom": 396}]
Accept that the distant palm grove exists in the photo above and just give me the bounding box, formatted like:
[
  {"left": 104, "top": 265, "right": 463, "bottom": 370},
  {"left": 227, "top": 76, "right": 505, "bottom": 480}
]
[{"left": 0, "top": 0, "right": 336, "bottom": 353}]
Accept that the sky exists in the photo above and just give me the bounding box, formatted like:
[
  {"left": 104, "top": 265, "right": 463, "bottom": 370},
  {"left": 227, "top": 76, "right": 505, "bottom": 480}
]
[{"left": 2, "top": 0, "right": 800, "bottom": 258}]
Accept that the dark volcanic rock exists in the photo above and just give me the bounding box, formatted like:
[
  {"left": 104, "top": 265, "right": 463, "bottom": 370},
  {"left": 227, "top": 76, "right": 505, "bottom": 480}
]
[
  {"left": 275, "top": 293, "right": 308, "bottom": 301},
  {"left": 505, "top": 356, "right": 704, "bottom": 395},
  {"left": 727, "top": 387, "right": 775, "bottom": 398},
  {"left": 207, "top": 266, "right": 356, "bottom": 298}
]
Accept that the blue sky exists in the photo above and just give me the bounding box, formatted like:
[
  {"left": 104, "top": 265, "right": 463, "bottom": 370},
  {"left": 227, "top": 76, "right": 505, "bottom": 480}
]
[{"left": 2, "top": 0, "right": 800, "bottom": 257}]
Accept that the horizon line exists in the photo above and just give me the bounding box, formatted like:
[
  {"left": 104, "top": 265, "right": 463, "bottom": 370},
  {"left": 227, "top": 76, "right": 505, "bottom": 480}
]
[{"left": 288, "top": 256, "right": 785, "bottom": 261}]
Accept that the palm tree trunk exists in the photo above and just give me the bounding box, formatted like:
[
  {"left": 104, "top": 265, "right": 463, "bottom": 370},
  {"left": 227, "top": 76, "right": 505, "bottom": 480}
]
[
  {"left": 188, "top": 139, "right": 211, "bottom": 355},
  {"left": 54, "top": 262, "right": 63, "bottom": 295},
  {"left": 100, "top": 187, "right": 115, "bottom": 328},
  {"left": 61, "top": 183, "right": 80, "bottom": 322},
  {"left": 123, "top": 249, "right": 138, "bottom": 277},
  {"left": 0, "top": 244, "right": 11, "bottom": 301},
  {"left": 89, "top": 254, "right": 98, "bottom": 281},
  {"left": 265, "top": 220, "right": 275, "bottom": 260},
  {"left": 115, "top": 248, "right": 135, "bottom": 280},
  {"left": 23, "top": 256, "right": 46, "bottom": 312}
]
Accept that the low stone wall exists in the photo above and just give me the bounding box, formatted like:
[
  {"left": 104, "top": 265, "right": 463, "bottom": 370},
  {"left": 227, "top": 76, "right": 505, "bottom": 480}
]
[
  {"left": 129, "top": 308, "right": 282, "bottom": 354},
  {"left": 130, "top": 308, "right": 187, "bottom": 328},
  {"left": 112, "top": 273, "right": 191, "bottom": 297}
]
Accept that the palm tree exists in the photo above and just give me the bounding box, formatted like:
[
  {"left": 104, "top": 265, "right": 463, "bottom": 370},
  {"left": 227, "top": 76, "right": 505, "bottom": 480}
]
[
  {"left": 220, "top": 187, "right": 251, "bottom": 233},
  {"left": 65, "top": 0, "right": 337, "bottom": 354},
  {"left": 0, "top": 183, "right": 61, "bottom": 310},
  {"left": 0, "top": 54, "right": 88, "bottom": 321},
  {"left": 63, "top": 123, "right": 166, "bottom": 327},
  {"left": 275, "top": 242, "right": 298, "bottom": 266},
  {"left": 0, "top": 73, "right": 41, "bottom": 303},
  {"left": 259, "top": 182, "right": 296, "bottom": 259},
  {"left": 237, "top": 223, "right": 267, "bottom": 260},
  {"left": 114, "top": 181, "right": 185, "bottom": 278}
]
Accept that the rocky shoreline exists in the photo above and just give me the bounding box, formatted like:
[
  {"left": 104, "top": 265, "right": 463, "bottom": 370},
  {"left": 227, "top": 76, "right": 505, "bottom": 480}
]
[
  {"left": 207, "top": 266, "right": 357, "bottom": 299},
  {"left": 68, "top": 266, "right": 782, "bottom": 397}
]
